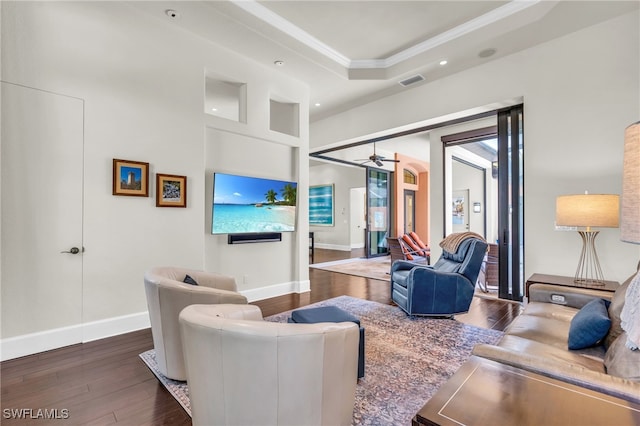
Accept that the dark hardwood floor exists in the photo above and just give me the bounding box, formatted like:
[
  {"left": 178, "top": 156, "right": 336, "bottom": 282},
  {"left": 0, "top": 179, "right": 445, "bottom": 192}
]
[{"left": 0, "top": 249, "right": 522, "bottom": 425}]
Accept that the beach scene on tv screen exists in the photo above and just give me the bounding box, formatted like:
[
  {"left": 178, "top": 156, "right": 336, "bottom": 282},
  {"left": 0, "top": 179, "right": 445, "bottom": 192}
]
[{"left": 212, "top": 173, "right": 297, "bottom": 234}]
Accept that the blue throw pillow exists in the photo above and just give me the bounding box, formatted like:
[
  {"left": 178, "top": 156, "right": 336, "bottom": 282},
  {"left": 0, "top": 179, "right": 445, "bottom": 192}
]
[
  {"left": 183, "top": 274, "right": 198, "bottom": 286},
  {"left": 568, "top": 298, "right": 611, "bottom": 350}
]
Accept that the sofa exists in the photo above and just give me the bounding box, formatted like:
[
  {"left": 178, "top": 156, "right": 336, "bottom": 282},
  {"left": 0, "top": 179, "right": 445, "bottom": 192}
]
[{"left": 472, "top": 274, "right": 640, "bottom": 402}]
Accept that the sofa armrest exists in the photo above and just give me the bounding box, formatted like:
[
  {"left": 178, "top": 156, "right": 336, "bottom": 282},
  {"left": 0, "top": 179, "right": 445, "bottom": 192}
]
[
  {"left": 472, "top": 343, "right": 640, "bottom": 403},
  {"left": 391, "top": 260, "right": 432, "bottom": 274},
  {"left": 528, "top": 283, "right": 614, "bottom": 309}
]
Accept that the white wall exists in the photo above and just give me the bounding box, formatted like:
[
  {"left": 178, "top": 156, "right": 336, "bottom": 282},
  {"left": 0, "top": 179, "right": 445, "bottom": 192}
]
[
  {"left": 311, "top": 11, "right": 640, "bottom": 284},
  {"left": 309, "top": 163, "right": 366, "bottom": 251},
  {"left": 204, "top": 130, "right": 309, "bottom": 301},
  {"left": 1, "top": 1, "right": 309, "bottom": 354}
]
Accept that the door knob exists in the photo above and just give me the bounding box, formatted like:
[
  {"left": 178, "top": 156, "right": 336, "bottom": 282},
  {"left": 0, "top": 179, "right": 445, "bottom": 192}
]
[{"left": 61, "top": 247, "right": 80, "bottom": 254}]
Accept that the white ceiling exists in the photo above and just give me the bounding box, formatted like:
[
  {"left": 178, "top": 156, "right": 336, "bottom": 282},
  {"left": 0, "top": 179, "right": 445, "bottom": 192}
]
[
  {"left": 129, "top": 1, "right": 638, "bottom": 122},
  {"left": 128, "top": 1, "right": 638, "bottom": 167}
]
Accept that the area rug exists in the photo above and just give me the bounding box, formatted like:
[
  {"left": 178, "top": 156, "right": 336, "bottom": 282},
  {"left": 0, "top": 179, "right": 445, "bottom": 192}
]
[
  {"left": 140, "top": 296, "right": 503, "bottom": 425},
  {"left": 310, "top": 256, "right": 391, "bottom": 281},
  {"left": 310, "top": 257, "right": 499, "bottom": 299}
]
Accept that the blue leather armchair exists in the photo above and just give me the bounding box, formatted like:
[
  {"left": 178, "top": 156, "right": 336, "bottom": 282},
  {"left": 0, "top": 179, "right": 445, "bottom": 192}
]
[{"left": 390, "top": 237, "right": 488, "bottom": 317}]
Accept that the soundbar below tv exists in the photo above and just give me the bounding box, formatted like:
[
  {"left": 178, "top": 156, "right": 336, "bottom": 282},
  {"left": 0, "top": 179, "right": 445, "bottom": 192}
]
[
  {"left": 212, "top": 172, "right": 297, "bottom": 235},
  {"left": 227, "top": 233, "right": 282, "bottom": 244}
]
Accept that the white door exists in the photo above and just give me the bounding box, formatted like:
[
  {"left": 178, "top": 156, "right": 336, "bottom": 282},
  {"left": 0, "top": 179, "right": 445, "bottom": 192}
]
[
  {"left": 350, "top": 187, "right": 366, "bottom": 248},
  {"left": 1, "top": 82, "right": 84, "bottom": 342},
  {"left": 452, "top": 189, "right": 469, "bottom": 233}
]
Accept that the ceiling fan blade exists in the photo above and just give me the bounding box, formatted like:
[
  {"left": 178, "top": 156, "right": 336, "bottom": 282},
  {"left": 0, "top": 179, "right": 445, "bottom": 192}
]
[{"left": 352, "top": 143, "right": 399, "bottom": 165}]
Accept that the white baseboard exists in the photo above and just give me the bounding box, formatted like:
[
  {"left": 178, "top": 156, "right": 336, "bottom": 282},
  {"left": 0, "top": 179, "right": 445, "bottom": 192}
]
[
  {"left": 314, "top": 243, "right": 352, "bottom": 251},
  {"left": 82, "top": 312, "right": 150, "bottom": 343},
  {"left": 0, "top": 312, "right": 150, "bottom": 362},
  {"left": 1, "top": 326, "right": 82, "bottom": 362},
  {"left": 0, "top": 281, "right": 309, "bottom": 361},
  {"left": 240, "top": 280, "right": 310, "bottom": 302}
]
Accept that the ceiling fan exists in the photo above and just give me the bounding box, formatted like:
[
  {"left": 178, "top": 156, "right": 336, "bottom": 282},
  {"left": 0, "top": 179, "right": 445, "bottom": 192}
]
[{"left": 356, "top": 142, "right": 400, "bottom": 167}]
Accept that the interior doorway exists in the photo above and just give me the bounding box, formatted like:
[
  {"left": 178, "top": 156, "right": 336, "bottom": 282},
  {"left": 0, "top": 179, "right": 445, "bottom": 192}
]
[
  {"left": 350, "top": 187, "right": 366, "bottom": 249},
  {"left": 404, "top": 190, "right": 416, "bottom": 234},
  {"left": 1, "top": 82, "right": 85, "bottom": 345},
  {"left": 309, "top": 104, "right": 523, "bottom": 294},
  {"left": 443, "top": 104, "right": 524, "bottom": 301}
]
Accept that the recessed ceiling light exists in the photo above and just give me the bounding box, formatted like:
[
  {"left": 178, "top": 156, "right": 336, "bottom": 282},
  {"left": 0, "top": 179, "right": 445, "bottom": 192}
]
[
  {"left": 165, "top": 9, "right": 180, "bottom": 20},
  {"left": 439, "top": 60, "right": 448, "bottom": 66},
  {"left": 274, "top": 60, "right": 285, "bottom": 66},
  {"left": 479, "top": 48, "right": 497, "bottom": 58},
  {"left": 211, "top": 108, "right": 218, "bottom": 112},
  {"left": 315, "top": 103, "right": 321, "bottom": 107}
]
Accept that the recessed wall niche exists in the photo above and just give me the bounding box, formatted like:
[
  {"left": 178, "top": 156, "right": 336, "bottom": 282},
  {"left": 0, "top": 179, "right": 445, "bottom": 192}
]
[
  {"left": 205, "top": 76, "right": 246, "bottom": 123},
  {"left": 269, "top": 99, "right": 299, "bottom": 137}
]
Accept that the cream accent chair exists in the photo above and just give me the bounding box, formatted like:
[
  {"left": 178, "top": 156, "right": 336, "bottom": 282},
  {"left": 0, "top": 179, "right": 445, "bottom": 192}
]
[
  {"left": 144, "top": 267, "right": 247, "bottom": 381},
  {"left": 179, "top": 304, "right": 359, "bottom": 426}
]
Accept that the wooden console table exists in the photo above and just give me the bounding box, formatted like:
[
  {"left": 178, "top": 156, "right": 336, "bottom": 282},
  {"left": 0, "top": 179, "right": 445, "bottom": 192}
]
[
  {"left": 525, "top": 273, "right": 619, "bottom": 298},
  {"left": 413, "top": 356, "right": 640, "bottom": 426}
]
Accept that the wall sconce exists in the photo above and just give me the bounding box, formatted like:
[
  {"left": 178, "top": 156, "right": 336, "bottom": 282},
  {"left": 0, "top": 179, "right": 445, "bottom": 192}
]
[{"left": 473, "top": 202, "right": 481, "bottom": 213}]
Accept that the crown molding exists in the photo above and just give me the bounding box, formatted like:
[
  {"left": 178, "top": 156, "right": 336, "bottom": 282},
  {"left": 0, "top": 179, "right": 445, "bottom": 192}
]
[
  {"left": 231, "top": 0, "right": 351, "bottom": 68},
  {"left": 232, "top": 0, "right": 541, "bottom": 71}
]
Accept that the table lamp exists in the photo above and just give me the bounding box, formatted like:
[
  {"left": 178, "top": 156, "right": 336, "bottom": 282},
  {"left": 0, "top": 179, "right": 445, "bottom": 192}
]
[{"left": 556, "top": 193, "right": 620, "bottom": 285}]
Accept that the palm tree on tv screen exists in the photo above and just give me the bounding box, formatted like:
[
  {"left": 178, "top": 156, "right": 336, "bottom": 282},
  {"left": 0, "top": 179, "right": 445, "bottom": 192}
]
[
  {"left": 281, "top": 184, "right": 296, "bottom": 206},
  {"left": 265, "top": 189, "right": 278, "bottom": 204}
]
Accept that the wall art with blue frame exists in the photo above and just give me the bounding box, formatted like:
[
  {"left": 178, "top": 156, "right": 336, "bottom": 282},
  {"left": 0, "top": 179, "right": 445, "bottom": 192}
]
[{"left": 309, "top": 184, "right": 334, "bottom": 226}]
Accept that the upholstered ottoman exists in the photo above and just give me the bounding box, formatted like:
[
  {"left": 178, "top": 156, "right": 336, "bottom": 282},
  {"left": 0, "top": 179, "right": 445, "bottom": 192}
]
[{"left": 289, "top": 305, "right": 365, "bottom": 378}]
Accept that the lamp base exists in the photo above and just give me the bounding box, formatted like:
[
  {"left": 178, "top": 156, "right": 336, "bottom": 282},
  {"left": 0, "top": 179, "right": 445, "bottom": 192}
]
[
  {"left": 573, "top": 278, "right": 606, "bottom": 286},
  {"left": 574, "top": 230, "right": 606, "bottom": 286}
]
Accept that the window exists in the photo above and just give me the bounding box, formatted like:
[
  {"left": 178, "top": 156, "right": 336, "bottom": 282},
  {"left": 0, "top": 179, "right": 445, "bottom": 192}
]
[{"left": 403, "top": 169, "right": 417, "bottom": 184}]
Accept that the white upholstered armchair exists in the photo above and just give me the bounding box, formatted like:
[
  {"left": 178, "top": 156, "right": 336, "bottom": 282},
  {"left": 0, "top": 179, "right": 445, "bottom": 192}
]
[
  {"left": 143, "top": 266, "right": 247, "bottom": 381},
  {"left": 179, "top": 304, "right": 359, "bottom": 426}
]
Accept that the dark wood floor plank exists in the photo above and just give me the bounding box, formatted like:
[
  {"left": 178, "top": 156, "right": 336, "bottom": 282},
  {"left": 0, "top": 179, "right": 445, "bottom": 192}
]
[
  {"left": 82, "top": 412, "right": 118, "bottom": 426},
  {"left": 112, "top": 383, "right": 190, "bottom": 425},
  {"left": 51, "top": 381, "right": 154, "bottom": 425},
  {"left": 1, "top": 330, "right": 153, "bottom": 381},
  {"left": 0, "top": 248, "right": 521, "bottom": 424}
]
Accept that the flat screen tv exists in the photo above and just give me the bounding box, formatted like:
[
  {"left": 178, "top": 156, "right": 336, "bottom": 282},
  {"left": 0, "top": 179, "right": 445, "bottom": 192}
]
[{"left": 212, "top": 172, "right": 297, "bottom": 234}]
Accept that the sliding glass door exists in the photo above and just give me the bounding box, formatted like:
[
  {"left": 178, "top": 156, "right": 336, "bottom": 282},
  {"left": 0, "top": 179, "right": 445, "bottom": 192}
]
[
  {"left": 497, "top": 105, "right": 524, "bottom": 301},
  {"left": 365, "top": 167, "right": 391, "bottom": 258},
  {"left": 443, "top": 104, "right": 524, "bottom": 301}
]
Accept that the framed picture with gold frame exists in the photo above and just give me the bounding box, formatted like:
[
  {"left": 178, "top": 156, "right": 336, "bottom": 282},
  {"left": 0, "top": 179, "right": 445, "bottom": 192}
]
[
  {"left": 156, "top": 173, "right": 187, "bottom": 208},
  {"left": 112, "top": 158, "right": 149, "bottom": 197}
]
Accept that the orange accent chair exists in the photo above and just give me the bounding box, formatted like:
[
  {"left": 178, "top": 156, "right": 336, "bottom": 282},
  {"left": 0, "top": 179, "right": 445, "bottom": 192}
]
[{"left": 386, "top": 234, "right": 430, "bottom": 265}]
